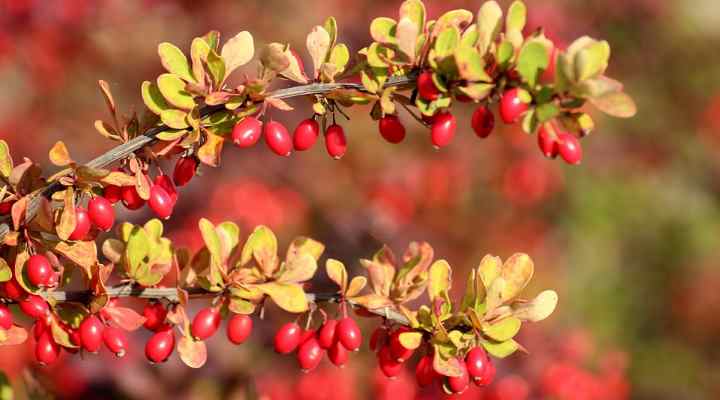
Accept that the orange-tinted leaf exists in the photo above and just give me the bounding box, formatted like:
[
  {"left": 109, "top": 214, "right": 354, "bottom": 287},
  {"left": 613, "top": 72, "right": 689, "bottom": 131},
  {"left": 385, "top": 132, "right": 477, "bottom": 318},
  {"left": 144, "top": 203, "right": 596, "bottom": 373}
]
[
  {"left": 178, "top": 335, "right": 207, "bottom": 368},
  {"left": 103, "top": 306, "right": 147, "bottom": 331}
]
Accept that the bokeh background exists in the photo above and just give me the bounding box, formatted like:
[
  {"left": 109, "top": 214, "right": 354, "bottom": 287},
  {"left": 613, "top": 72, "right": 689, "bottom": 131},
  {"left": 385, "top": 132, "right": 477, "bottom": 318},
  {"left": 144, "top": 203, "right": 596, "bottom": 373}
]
[{"left": 1, "top": 0, "right": 720, "bottom": 399}]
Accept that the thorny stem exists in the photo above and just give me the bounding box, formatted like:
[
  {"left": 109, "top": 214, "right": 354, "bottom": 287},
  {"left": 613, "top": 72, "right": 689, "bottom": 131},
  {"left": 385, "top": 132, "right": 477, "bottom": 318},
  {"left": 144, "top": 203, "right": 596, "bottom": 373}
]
[{"left": 37, "top": 284, "right": 410, "bottom": 325}]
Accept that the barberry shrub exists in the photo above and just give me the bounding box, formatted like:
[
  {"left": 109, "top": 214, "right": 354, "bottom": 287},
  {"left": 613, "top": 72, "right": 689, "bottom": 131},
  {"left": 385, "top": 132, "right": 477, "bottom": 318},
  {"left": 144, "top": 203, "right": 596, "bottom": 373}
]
[{"left": 0, "top": 0, "right": 634, "bottom": 396}]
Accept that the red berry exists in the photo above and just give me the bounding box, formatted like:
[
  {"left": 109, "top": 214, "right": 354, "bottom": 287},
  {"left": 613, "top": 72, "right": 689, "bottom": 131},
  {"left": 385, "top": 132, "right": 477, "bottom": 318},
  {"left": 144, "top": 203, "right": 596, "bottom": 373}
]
[
  {"left": 293, "top": 118, "right": 320, "bottom": 151},
  {"left": 264, "top": 120, "right": 292, "bottom": 156},
  {"left": 446, "top": 359, "right": 470, "bottom": 394},
  {"left": 324, "top": 124, "right": 347, "bottom": 159},
  {"left": 389, "top": 327, "right": 414, "bottom": 362},
  {"left": 1, "top": 279, "right": 25, "bottom": 300},
  {"left": 337, "top": 317, "right": 362, "bottom": 351},
  {"left": 274, "top": 322, "right": 302, "bottom": 354},
  {"left": 102, "top": 326, "right": 128, "bottom": 357},
  {"left": 148, "top": 185, "right": 174, "bottom": 219},
  {"left": 378, "top": 115, "right": 406, "bottom": 144},
  {"left": 145, "top": 328, "right": 175, "bottom": 363},
  {"left": 416, "top": 354, "right": 437, "bottom": 387},
  {"left": 227, "top": 314, "right": 253, "bottom": 345},
  {"left": 476, "top": 356, "right": 496, "bottom": 386},
  {"left": 378, "top": 345, "right": 403, "bottom": 378},
  {"left": 297, "top": 336, "right": 324, "bottom": 372},
  {"left": 317, "top": 319, "right": 338, "bottom": 349},
  {"left": 466, "top": 347, "right": 490, "bottom": 380},
  {"left": 19, "top": 295, "right": 49, "bottom": 319},
  {"left": 0, "top": 201, "right": 14, "bottom": 215},
  {"left": 537, "top": 124, "right": 560, "bottom": 158},
  {"left": 328, "top": 340, "right": 349, "bottom": 367},
  {"left": 299, "top": 328, "right": 316, "bottom": 345},
  {"left": 471, "top": 105, "right": 495, "bottom": 138},
  {"left": 232, "top": 116, "right": 263, "bottom": 148},
  {"left": 417, "top": 71, "right": 441, "bottom": 101},
  {"left": 35, "top": 330, "right": 61, "bottom": 365},
  {"left": 121, "top": 186, "right": 145, "bottom": 210},
  {"left": 154, "top": 174, "right": 178, "bottom": 205},
  {"left": 369, "top": 326, "right": 387, "bottom": 352},
  {"left": 103, "top": 185, "right": 122, "bottom": 204},
  {"left": 190, "top": 307, "right": 221, "bottom": 340},
  {"left": 88, "top": 196, "right": 115, "bottom": 232},
  {"left": 27, "top": 254, "right": 53, "bottom": 287},
  {"left": 173, "top": 156, "right": 198, "bottom": 187},
  {"left": 68, "top": 207, "right": 91, "bottom": 240},
  {"left": 500, "top": 88, "right": 530, "bottom": 124},
  {"left": 79, "top": 314, "right": 104, "bottom": 353},
  {"left": 143, "top": 301, "right": 169, "bottom": 332},
  {"left": 431, "top": 112, "right": 456, "bottom": 148},
  {"left": 0, "top": 304, "right": 13, "bottom": 329},
  {"left": 558, "top": 133, "right": 583, "bottom": 165}
]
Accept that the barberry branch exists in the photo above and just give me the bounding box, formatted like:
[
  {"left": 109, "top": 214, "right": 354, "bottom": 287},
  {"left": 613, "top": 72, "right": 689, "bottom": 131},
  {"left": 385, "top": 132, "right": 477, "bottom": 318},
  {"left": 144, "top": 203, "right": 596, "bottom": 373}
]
[{"left": 40, "top": 285, "right": 409, "bottom": 324}]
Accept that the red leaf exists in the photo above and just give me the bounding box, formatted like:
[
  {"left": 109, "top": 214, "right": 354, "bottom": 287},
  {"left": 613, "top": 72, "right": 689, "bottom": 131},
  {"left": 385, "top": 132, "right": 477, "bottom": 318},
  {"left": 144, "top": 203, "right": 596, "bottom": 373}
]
[{"left": 103, "top": 306, "right": 147, "bottom": 331}]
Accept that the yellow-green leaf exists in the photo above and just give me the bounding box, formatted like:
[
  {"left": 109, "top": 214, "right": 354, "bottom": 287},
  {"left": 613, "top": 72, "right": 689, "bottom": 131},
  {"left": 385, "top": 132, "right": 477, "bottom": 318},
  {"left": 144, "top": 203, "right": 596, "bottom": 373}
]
[
  {"left": 0, "top": 258, "right": 11, "bottom": 282},
  {"left": 307, "top": 26, "right": 331, "bottom": 79},
  {"left": 158, "top": 42, "right": 196, "bottom": 83},
  {"left": 483, "top": 316, "right": 521, "bottom": 341},
  {"left": 500, "top": 253, "right": 534, "bottom": 302},
  {"left": 257, "top": 282, "right": 308, "bottom": 313},
  {"left": 141, "top": 81, "right": 170, "bottom": 115},
  {"left": 326, "top": 258, "right": 347, "bottom": 292},
  {"left": 482, "top": 339, "right": 519, "bottom": 358},
  {"left": 0, "top": 140, "right": 12, "bottom": 178},
  {"left": 157, "top": 73, "right": 195, "bottom": 110},
  {"left": 428, "top": 259, "right": 451, "bottom": 301},
  {"left": 513, "top": 290, "right": 558, "bottom": 322}
]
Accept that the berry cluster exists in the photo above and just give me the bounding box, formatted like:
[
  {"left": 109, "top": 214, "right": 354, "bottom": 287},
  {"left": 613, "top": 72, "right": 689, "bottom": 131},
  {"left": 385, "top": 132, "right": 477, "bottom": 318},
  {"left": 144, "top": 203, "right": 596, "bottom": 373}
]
[
  {"left": 370, "top": 325, "right": 497, "bottom": 395},
  {"left": 273, "top": 315, "right": 362, "bottom": 371}
]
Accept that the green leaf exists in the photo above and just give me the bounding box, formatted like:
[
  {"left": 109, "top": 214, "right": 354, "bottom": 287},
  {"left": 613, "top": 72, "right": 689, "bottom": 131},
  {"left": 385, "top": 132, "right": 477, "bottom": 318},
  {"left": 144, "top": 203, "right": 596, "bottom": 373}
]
[
  {"left": 454, "top": 46, "right": 491, "bottom": 82},
  {"left": 158, "top": 42, "right": 196, "bottom": 83},
  {"left": 329, "top": 44, "right": 350, "bottom": 72},
  {"left": 160, "top": 109, "right": 190, "bottom": 129},
  {"left": 516, "top": 41, "right": 549, "bottom": 86},
  {"left": 477, "top": 255, "right": 502, "bottom": 289},
  {"left": 428, "top": 260, "right": 451, "bottom": 301},
  {"left": 458, "top": 83, "right": 494, "bottom": 101},
  {"left": 0, "top": 258, "right": 11, "bottom": 282},
  {"left": 206, "top": 49, "right": 226, "bottom": 87},
  {"left": 125, "top": 226, "right": 150, "bottom": 277},
  {"left": 0, "top": 140, "right": 13, "bottom": 178},
  {"left": 256, "top": 282, "right": 308, "bottom": 313},
  {"left": 240, "top": 225, "right": 278, "bottom": 273},
  {"left": 323, "top": 17, "right": 338, "bottom": 50},
  {"left": 477, "top": 1, "right": 503, "bottom": 54},
  {"left": 434, "top": 27, "right": 460, "bottom": 58},
  {"left": 460, "top": 24, "right": 479, "bottom": 48},
  {"left": 433, "top": 9, "right": 473, "bottom": 36},
  {"left": 141, "top": 81, "right": 170, "bottom": 115},
  {"left": 399, "top": 331, "right": 423, "bottom": 349},
  {"left": 590, "top": 90, "right": 637, "bottom": 118},
  {"left": 0, "top": 371, "right": 13, "bottom": 400},
  {"left": 483, "top": 316, "right": 521, "bottom": 341},
  {"left": 370, "top": 17, "right": 397, "bottom": 44},
  {"left": 157, "top": 73, "right": 195, "bottom": 110},
  {"left": 574, "top": 40, "right": 610, "bottom": 82},
  {"left": 496, "top": 41, "right": 515, "bottom": 66},
  {"left": 399, "top": 0, "right": 426, "bottom": 33},
  {"left": 535, "top": 103, "right": 559, "bottom": 123},
  {"left": 221, "top": 31, "right": 254, "bottom": 79},
  {"left": 482, "top": 339, "right": 519, "bottom": 358},
  {"left": 215, "top": 221, "right": 240, "bottom": 262},
  {"left": 505, "top": 1, "right": 526, "bottom": 49}
]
